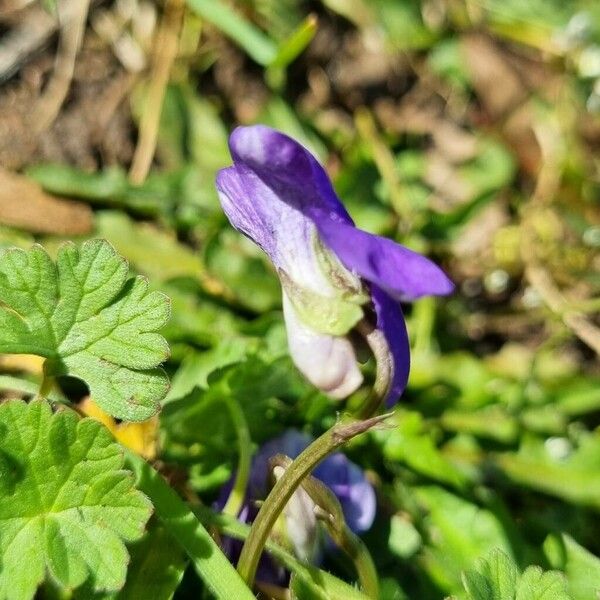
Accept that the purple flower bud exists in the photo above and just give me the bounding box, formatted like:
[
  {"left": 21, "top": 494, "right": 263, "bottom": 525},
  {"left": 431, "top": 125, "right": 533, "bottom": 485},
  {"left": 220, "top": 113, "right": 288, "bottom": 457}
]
[
  {"left": 250, "top": 430, "right": 376, "bottom": 536},
  {"left": 216, "top": 125, "right": 453, "bottom": 406},
  {"left": 216, "top": 430, "right": 377, "bottom": 581}
]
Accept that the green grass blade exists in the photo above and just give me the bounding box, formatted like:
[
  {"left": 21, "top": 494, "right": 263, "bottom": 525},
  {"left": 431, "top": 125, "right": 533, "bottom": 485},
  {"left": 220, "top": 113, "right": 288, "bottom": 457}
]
[
  {"left": 186, "top": 0, "right": 277, "bottom": 65},
  {"left": 197, "top": 506, "right": 370, "bottom": 600},
  {"left": 0, "top": 374, "right": 67, "bottom": 404},
  {"left": 270, "top": 14, "right": 318, "bottom": 68},
  {"left": 125, "top": 451, "right": 255, "bottom": 600}
]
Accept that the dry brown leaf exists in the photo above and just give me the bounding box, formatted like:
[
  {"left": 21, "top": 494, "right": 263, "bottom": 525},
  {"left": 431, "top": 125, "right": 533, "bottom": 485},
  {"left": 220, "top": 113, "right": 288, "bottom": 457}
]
[
  {"left": 0, "top": 168, "right": 92, "bottom": 234},
  {"left": 461, "top": 33, "right": 542, "bottom": 174},
  {"left": 461, "top": 33, "right": 527, "bottom": 119}
]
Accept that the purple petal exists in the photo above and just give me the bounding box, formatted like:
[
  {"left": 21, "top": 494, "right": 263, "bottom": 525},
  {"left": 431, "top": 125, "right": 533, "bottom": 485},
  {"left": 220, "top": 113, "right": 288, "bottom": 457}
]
[
  {"left": 314, "top": 215, "right": 455, "bottom": 301},
  {"left": 249, "top": 430, "right": 314, "bottom": 498},
  {"left": 313, "top": 453, "right": 376, "bottom": 533},
  {"left": 371, "top": 285, "right": 410, "bottom": 406},
  {"left": 217, "top": 150, "right": 365, "bottom": 400},
  {"left": 218, "top": 124, "right": 453, "bottom": 407},
  {"left": 283, "top": 293, "right": 363, "bottom": 399},
  {"left": 227, "top": 125, "right": 353, "bottom": 226},
  {"left": 216, "top": 164, "right": 326, "bottom": 292}
]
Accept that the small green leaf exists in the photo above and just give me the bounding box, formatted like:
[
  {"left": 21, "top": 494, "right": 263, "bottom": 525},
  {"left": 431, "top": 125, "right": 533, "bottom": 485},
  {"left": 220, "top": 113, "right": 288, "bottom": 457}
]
[
  {"left": 377, "top": 411, "right": 467, "bottom": 489},
  {"left": 27, "top": 165, "right": 131, "bottom": 204},
  {"left": 462, "top": 549, "right": 573, "bottom": 600},
  {"left": 413, "top": 487, "right": 515, "bottom": 592},
  {"left": 0, "top": 400, "right": 152, "bottom": 600},
  {"left": 162, "top": 356, "right": 309, "bottom": 467},
  {"left": 204, "top": 229, "right": 281, "bottom": 312},
  {"left": 117, "top": 522, "right": 187, "bottom": 600},
  {"left": 494, "top": 433, "right": 600, "bottom": 510},
  {"left": 71, "top": 522, "right": 187, "bottom": 600},
  {"left": 186, "top": 0, "right": 277, "bottom": 65},
  {"left": 463, "top": 570, "right": 495, "bottom": 600},
  {"left": 95, "top": 212, "right": 207, "bottom": 284},
  {"left": 269, "top": 14, "right": 318, "bottom": 69},
  {"left": 544, "top": 533, "right": 600, "bottom": 600},
  {"left": 463, "top": 549, "right": 518, "bottom": 600},
  {"left": 515, "top": 567, "right": 570, "bottom": 600},
  {"left": 388, "top": 515, "right": 422, "bottom": 559},
  {"left": 0, "top": 240, "right": 170, "bottom": 420}
]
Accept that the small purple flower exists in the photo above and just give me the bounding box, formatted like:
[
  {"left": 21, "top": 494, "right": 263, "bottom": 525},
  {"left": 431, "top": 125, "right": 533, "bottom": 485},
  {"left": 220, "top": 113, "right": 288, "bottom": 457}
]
[
  {"left": 249, "top": 430, "right": 376, "bottom": 537},
  {"left": 219, "top": 430, "right": 376, "bottom": 570},
  {"left": 216, "top": 125, "right": 453, "bottom": 405}
]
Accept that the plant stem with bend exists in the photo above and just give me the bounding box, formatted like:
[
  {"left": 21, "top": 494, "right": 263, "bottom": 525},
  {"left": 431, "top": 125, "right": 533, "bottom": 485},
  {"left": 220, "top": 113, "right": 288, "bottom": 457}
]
[
  {"left": 222, "top": 394, "right": 252, "bottom": 517},
  {"left": 236, "top": 414, "right": 389, "bottom": 588}
]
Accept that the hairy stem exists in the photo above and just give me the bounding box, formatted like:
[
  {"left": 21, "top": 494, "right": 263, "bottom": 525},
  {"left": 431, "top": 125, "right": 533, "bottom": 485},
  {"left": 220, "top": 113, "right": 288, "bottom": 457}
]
[
  {"left": 336, "top": 525, "right": 378, "bottom": 598},
  {"left": 355, "top": 318, "right": 394, "bottom": 419},
  {"left": 273, "top": 455, "right": 379, "bottom": 598},
  {"left": 236, "top": 415, "right": 389, "bottom": 587}
]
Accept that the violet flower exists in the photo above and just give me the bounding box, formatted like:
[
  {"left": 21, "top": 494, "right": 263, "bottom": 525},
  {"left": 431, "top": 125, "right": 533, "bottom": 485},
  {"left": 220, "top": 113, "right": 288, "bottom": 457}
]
[
  {"left": 251, "top": 430, "right": 376, "bottom": 534},
  {"left": 220, "top": 430, "right": 375, "bottom": 569},
  {"left": 216, "top": 125, "right": 453, "bottom": 405}
]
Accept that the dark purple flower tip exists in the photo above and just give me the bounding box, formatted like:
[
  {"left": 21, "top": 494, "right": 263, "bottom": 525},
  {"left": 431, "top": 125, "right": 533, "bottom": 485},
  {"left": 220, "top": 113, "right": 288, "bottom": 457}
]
[
  {"left": 227, "top": 125, "right": 353, "bottom": 225},
  {"left": 315, "top": 216, "right": 455, "bottom": 301}
]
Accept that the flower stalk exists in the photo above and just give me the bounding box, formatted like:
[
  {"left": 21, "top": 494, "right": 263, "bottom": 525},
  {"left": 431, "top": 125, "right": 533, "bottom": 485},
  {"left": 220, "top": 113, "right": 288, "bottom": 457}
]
[
  {"left": 355, "top": 318, "right": 394, "bottom": 419},
  {"left": 272, "top": 455, "right": 379, "bottom": 598},
  {"left": 236, "top": 414, "right": 390, "bottom": 587},
  {"left": 222, "top": 394, "right": 253, "bottom": 517}
]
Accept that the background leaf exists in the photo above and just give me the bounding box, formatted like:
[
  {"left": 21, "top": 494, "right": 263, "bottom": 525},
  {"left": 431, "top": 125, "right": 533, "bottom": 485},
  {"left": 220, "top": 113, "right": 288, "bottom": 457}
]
[{"left": 462, "top": 549, "right": 571, "bottom": 600}]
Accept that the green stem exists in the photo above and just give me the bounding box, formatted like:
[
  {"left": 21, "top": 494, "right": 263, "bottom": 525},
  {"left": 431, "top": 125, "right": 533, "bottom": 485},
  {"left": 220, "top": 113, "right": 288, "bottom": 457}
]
[
  {"left": 222, "top": 395, "right": 252, "bottom": 517},
  {"left": 124, "top": 450, "right": 255, "bottom": 600},
  {"left": 197, "top": 506, "right": 370, "bottom": 600},
  {"left": 273, "top": 455, "right": 379, "bottom": 598},
  {"left": 354, "top": 107, "right": 411, "bottom": 225},
  {"left": 0, "top": 375, "right": 67, "bottom": 404},
  {"left": 355, "top": 319, "right": 394, "bottom": 419},
  {"left": 186, "top": 0, "right": 277, "bottom": 65},
  {"left": 37, "top": 365, "right": 56, "bottom": 402},
  {"left": 337, "top": 526, "right": 379, "bottom": 598},
  {"left": 236, "top": 415, "right": 389, "bottom": 587},
  {"left": 412, "top": 296, "right": 435, "bottom": 355}
]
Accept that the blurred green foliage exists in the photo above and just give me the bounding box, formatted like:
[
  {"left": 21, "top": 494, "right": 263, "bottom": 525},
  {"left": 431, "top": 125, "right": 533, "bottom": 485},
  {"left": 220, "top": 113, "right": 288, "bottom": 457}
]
[{"left": 1, "top": 0, "right": 600, "bottom": 597}]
